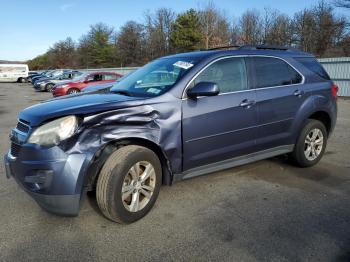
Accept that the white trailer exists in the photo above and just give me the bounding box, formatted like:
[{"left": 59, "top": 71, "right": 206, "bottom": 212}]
[{"left": 0, "top": 64, "right": 29, "bottom": 82}]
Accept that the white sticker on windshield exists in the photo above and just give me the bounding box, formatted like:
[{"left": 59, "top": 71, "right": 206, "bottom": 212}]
[
  {"left": 173, "top": 61, "right": 194, "bottom": 70},
  {"left": 147, "top": 88, "right": 161, "bottom": 94}
]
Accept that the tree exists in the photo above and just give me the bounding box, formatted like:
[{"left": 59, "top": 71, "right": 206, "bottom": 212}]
[
  {"left": 144, "top": 8, "right": 175, "bottom": 59},
  {"left": 77, "top": 23, "right": 116, "bottom": 68},
  {"left": 117, "top": 21, "right": 145, "bottom": 66},
  {"left": 334, "top": 0, "right": 350, "bottom": 8},
  {"left": 265, "top": 14, "right": 293, "bottom": 46},
  {"left": 170, "top": 9, "right": 204, "bottom": 52},
  {"left": 48, "top": 37, "right": 76, "bottom": 68},
  {"left": 239, "top": 10, "right": 263, "bottom": 44},
  {"left": 198, "top": 2, "right": 231, "bottom": 48},
  {"left": 292, "top": 1, "right": 348, "bottom": 56},
  {"left": 27, "top": 53, "right": 51, "bottom": 70}
]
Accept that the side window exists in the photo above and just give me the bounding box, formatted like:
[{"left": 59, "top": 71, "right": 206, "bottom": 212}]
[
  {"left": 103, "top": 74, "right": 117, "bottom": 80},
  {"left": 86, "top": 74, "right": 95, "bottom": 82},
  {"left": 294, "top": 57, "right": 330, "bottom": 80},
  {"left": 191, "top": 57, "right": 248, "bottom": 94},
  {"left": 251, "top": 57, "right": 302, "bottom": 89}
]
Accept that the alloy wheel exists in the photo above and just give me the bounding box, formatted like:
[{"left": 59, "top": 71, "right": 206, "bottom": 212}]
[
  {"left": 304, "top": 128, "right": 324, "bottom": 161},
  {"left": 121, "top": 161, "right": 156, "bottom": 212}
]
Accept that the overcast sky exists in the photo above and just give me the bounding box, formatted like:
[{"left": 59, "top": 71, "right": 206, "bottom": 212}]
[{"left": 0, "top": 0, "right": 345, "bottom": 61}]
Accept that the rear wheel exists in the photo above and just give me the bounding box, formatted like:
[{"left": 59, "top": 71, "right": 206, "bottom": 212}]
[
  {"left": 67, "top": 88, "right": 80, "bottom": 95},
  {"left": 18, "top": 77, "right": 26, "bottom": 83},
  {"left": 96, "top": 145, "right": 162, "bottom": 223},
  {"left": 45, "top": 83, "right": 54, "bottom": 92},
  {"left": 291, "top": 119, "right": 327, "bottom": 167}
]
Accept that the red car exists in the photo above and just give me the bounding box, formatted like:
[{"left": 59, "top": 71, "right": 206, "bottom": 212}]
[{"left": 52, "top": 72, "right": 122, "bottom": 97}]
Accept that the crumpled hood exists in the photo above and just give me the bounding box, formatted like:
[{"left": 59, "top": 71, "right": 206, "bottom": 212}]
[{"left": 19, "top": 92, "right": 145, "bottom": 126}]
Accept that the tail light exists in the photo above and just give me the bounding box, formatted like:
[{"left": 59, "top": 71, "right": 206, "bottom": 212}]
[{"left": 331, "top": 84, "right": 338, "bottom": 100}]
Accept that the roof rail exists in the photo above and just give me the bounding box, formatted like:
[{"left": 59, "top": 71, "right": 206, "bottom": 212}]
[
  {"left": 206, "top": 45, "right": 241, "bottom": 51},
  {"left": 206, "top": 44, "right": 297, "bottom": 52},
  {"left": 239, "top": 45, "right": 294, "bottom": 51}
]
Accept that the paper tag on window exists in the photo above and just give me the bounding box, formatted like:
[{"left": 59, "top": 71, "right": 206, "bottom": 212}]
[
  {"left": 173, "top": 61, "right": 194, "bottom": 70},
  {"left": 147, "top": 88, "right": 161, "bottom": 94}
]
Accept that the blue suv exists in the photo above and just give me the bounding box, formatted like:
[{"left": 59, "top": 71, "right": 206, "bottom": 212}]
[{"left": 4, "top": 45, "right": 338, "bottom": 223}]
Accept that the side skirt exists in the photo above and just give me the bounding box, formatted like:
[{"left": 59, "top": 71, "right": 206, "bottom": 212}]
[{"left": 173, "top": 145, "right": 294, "bottom": 182}]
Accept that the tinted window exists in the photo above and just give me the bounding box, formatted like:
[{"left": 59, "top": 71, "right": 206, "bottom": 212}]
[
  {"left": 251, "top": 57, "right": 302, "bottom": 88},
  {"left": 295, "top": 57, "right": 330, "bottom": 80},
  {"left": 87, "top": 74, "right": 102, "bottom": 82},
  {"left": 192, "top": 57, "right": 247, "bottom": 93}
]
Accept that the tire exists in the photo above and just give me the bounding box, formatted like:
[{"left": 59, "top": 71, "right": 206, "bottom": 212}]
[
  {"left": 291, "top": 119, "right": 327, "bottom": 167},
  {"left": 46, "top": 83, "right": 54, "bottom": 92},
  {"left": 67, "top": 88, "right": 80, "bottom": 95},
  {"left": 96, "top": 145, "right": 162, "bottom": 223},
  {"left": 18, "top": 77, "right": 26, "bottom": 83}
]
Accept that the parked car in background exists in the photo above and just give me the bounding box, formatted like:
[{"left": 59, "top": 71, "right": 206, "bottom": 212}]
[
  {"left": 30, "top": 70, "right": 55, "bottom": 84},
  {"left": 32, "top": 69, "right": 70, "bottom": 85},
  {"left": 0, "top": 64, "right": 29, "bottom": 83},
  {"left": 26, "top": 71, "right": 44, "bottom": 83},
  {"left": 34, "top": 70, "right": 83, "bottom": 92},
  {"left": 52, "top": 71, "right": 122, "bottom": 96},
  {"left": 4, "top": 45, "right": 337, "bottom": 223}
]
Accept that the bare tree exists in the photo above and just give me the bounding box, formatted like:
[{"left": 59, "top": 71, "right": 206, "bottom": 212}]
[
  {"left": 334, "top": 0, "right": 350, "bottom": 8},
  {"left": 198, "top": 1, "right": 230, "bottom": 48},
  {"left": 117, "top": 21, "right": 146, "bottom": 66},
  {"left": 144, "top": 8, "right": 175, "bottom": 59},
  {"left": 265, "top": 14, "right": 293, "bottom": 46},
  {"left": 239, "top": 9, "right": 263, "bottom": 44}
]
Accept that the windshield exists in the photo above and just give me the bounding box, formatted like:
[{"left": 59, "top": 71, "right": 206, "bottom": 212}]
[
  {"left": 73, "top": 72, "right": 88, "bottom": 81},
  {"left": 110, "top": 57, "right": 199, "bottom": 97}
]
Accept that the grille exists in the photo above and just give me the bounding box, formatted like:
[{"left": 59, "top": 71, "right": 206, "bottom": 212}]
[
  {"left": 11, "top": 142, "right": 21, "bottom": 157},
  {"left": 16, "top": 121, "right": 30, "bottom": 133}
]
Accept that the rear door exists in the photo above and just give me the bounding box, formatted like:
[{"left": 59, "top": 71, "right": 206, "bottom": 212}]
[
  {"left": 248, "top": 56, "right": 309, "bottom": 150},
  {"left": 182, "top": 57, "right": 258, "bottom": 171}
]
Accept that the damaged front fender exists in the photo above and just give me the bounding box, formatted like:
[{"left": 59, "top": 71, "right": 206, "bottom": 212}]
[{"left": 64, "top": 97, "right": 182, "bottom": 192}]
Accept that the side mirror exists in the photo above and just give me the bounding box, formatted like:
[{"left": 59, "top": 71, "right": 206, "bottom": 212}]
[{"left": 187, "top": 82, "right": 220, "bottom": 98}]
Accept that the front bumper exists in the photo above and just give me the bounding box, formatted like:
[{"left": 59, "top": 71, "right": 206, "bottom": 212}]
[
  {"left": 4, "top": 144, "right": 92, "bottom": 216},
  {"left": 34, "top": 83, "right": 45, "bottom": 91},
  {"left": 52, "top": 88, "right": 67, "bottom": 97}
]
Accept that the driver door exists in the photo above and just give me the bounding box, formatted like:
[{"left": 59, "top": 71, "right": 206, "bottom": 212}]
[{"left": 182, "top": 57, "right": 258, "bottom": 171}]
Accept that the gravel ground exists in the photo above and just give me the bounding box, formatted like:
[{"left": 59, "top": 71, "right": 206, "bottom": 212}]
[{"left": 0, "top": 82, "right": 349, "bottom": 262}]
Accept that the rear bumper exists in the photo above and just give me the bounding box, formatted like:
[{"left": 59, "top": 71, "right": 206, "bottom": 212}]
[{"left": 3, "top": 145, "right": 92, "bottom": 216}]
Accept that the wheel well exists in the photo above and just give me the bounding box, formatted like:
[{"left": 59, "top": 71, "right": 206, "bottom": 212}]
[
  {"left": 68, "top": 88, "right": 80, "bottom": 93},
  {"left": 308, "top": 111, "right": 331, "bottom": 135},
  {"left": 85, "top": 138, "right": 172, "bottom": 191}
]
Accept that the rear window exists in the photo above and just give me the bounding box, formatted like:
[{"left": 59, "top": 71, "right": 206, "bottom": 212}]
[
  {"left": 295, "top": 57, "right": 330, "bottom": 80},
  {"left": 249, "top": 57, "right": 303, "bottom": 89}
]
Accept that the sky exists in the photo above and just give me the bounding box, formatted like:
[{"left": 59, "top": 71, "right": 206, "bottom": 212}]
[{"left": 0, "top": 0, "right": 345, "bottom": 61}]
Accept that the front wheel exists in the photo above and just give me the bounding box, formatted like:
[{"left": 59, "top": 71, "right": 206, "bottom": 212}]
[
  {"left": 291, "top": 119, "right": 327, "bottom": 167},
  {"left": 45, "top": 83, "right": 54, "bottom": 92},
  {"left": 96, "top": 145, "right": 162, "bottom": 223}
]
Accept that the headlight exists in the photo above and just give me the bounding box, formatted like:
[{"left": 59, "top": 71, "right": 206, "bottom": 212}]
[{"left": 28, "top": 116, "right": 78, "bottom": 146}]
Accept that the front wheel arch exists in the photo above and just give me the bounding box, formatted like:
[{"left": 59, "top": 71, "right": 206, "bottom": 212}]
[{"left": 84, "top": 138, "right": 172, "bottom": 191}]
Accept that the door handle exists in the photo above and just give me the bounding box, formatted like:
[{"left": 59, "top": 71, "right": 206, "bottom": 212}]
[
  {"left": 294, "top": 90, "right": 304, "bottom": 97},
  {"left": 240, "top": 99, "right": 256, "bottom": 108}
]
